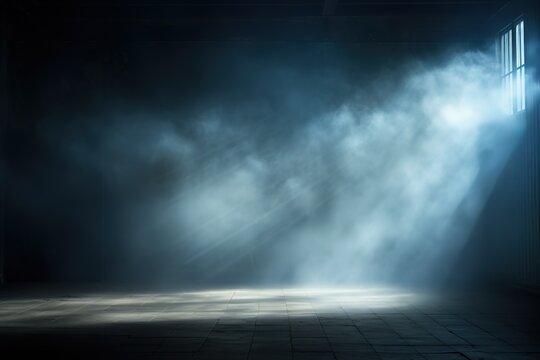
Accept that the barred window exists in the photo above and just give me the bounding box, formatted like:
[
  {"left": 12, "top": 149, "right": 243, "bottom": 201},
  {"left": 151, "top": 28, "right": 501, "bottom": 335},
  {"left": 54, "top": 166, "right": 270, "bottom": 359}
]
[{"left": 500, "top": 19, "right": 525, "bottom": 114}]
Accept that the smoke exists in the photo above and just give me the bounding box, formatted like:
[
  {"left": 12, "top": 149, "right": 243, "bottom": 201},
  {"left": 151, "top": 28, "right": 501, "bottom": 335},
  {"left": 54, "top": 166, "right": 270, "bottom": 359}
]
[{"left": 28, "top": 48, "right": 526, "bottom": 286}]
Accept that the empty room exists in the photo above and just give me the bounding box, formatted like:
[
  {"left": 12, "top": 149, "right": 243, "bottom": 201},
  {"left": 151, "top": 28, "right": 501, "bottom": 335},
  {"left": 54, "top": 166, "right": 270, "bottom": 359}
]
[{"left": 1, "top": 0, "right": 540, "bottom": 359}]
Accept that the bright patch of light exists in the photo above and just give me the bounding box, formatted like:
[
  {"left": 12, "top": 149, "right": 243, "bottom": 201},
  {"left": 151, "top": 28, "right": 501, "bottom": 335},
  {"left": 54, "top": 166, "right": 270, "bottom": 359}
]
[{"left": 0, "top": 288, "right": 428, "bottom": 327}]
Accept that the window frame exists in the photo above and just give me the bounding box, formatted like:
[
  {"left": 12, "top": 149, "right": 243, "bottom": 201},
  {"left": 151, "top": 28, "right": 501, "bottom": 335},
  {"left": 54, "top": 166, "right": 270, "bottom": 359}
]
[{"left": 499, "top": 17, "right": 526, "bottom": 114}]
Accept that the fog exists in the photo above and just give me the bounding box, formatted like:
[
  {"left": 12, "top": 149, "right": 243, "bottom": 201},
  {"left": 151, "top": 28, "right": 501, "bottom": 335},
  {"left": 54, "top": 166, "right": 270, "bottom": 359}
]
[{"left": 9, "top": 47, "right": 526, "bottom": 287}]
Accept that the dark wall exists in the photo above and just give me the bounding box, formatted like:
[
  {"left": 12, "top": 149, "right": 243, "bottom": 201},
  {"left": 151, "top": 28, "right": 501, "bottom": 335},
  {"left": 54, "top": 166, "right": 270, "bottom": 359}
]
[
  {"left": 1, "top": 1, "right": 511, "bottom": 286},
  {"left": 2, "top": 42, "right": 442, "bottom": 284},
  {"left": 481, "top": 0, "right": 540, "bottom": 291},
  {"left": 0, "top": 1, "right": 8, "bottom": 285},
  {"left": 448, "top": 0, "right": 540, "bottom": 292}
]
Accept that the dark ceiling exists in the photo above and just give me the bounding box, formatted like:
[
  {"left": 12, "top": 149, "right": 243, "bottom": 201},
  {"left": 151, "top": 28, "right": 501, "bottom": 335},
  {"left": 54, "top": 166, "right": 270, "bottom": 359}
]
[{"left": 4, "top": 0, "right": 509, "bottom": 42}]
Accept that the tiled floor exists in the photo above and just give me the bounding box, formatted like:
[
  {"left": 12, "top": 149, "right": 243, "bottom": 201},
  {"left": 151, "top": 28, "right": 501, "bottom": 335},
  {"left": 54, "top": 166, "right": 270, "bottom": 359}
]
[{"left": 0, "top": 287, "right": 539, "bottom": 359}]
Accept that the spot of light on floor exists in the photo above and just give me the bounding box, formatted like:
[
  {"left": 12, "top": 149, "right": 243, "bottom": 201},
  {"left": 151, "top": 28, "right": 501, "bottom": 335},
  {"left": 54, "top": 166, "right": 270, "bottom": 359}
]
[{"left": 0, "top": 287, "right": 429, "bottom": 327}]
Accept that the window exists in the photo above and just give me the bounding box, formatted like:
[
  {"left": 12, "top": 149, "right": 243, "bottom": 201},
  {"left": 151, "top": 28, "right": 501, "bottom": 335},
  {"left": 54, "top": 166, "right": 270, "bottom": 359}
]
[{"left": 500, "top": 19, "right": 525, "bottom": 114}]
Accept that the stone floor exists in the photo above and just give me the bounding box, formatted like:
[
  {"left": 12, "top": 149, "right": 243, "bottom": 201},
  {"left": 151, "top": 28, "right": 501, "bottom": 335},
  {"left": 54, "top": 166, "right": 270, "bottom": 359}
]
[{"left": 0, "top": 287, "right": 539, "bottom": 359}]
